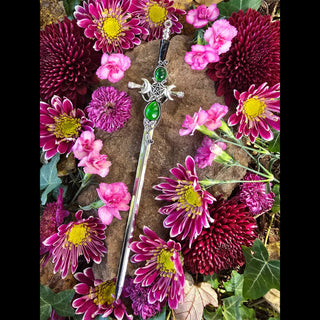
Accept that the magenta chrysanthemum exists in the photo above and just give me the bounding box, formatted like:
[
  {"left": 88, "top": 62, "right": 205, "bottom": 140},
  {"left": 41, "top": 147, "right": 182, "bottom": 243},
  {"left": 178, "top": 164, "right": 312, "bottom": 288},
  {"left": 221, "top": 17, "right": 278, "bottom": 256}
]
[
  {"left": 228, "top": 82, "right": 280, "bottom": 142},
  {"left": 40, "top": 95, "right": 94, "bottom": 160},
  {"left": 182, "top": 196, "right": 258, "bottom": 275},
  {"left": 40, "top": 17, "right": 101, "bottom": 106},
  {"left": 74, "top": 0, "right": 148, "bottom": 53},
  {"left": 73, "top": 267, "right": 132, "bottom": 320},
  {"left": 40, "top": 188, "right": 69, "bottom": 256},
  {"left": 153, "top": 155, "right": 216, "bottom": 247},
  {"left": 239, "top": 172, "right": 275, "bottom": 215},
  {"left": 86, "top": 86, "right": 132, "bottom": 133},
  {"left": 130, "top": 226, "right": 184, "bottom": 310},
  {"left": 123, "top": 277, "right": 162, "bottom": 319},
  {"left": 207, "top": 8, "right": 280, "bottom": 106},
  {"left": 43, "top": 210, "right": 107, "bottom": 278},
  {"left": 131, "top": 0, "right": 185, "bottom": 40}
]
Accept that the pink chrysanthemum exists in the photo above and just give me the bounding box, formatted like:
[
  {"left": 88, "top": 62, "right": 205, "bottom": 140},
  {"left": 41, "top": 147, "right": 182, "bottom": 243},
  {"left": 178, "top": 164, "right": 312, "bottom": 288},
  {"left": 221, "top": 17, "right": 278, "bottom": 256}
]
[
  {"left": 40, "top": 188, "right": 69, "bottom": 256},
  {"left": 40, "top": 17, "right": 101, "bottom": 106},
  {"left": 130, "top": 226, "right": 184, "bottom": 310},
  {"left": 74, "top": 0, "right": 148, "bottom": 53},
  {"left": 207, "top": 8, "right": 280, "bottom": 106},
  {"left": 86, "top": 86, "right": 132, "bottom": 133},
  {"left": 123, "top": 277, "right": 162, "bottom": 319},
  {"left": 239, "top": 172, "right": 275, "bottom": 215},
  {"left": 40, "top": 95, "right": 94, "bottom": 160},
  {"left": 228, "top": 82, "right": 280, "bottom": 142},
  {"left": 131, "top": 0, "right": 185, "bottom": 40},
  {"left": 182, "top": 196, "right": 258, "bottom": 275},
  {"left": 153, "top": 156, "right": 216, "bottom": 247},
  {"left": 43, "top": 210, "right": 107, "bottom": 278},
  {"left": 73, "top": 267, "right": 132, "bottom": 320}
]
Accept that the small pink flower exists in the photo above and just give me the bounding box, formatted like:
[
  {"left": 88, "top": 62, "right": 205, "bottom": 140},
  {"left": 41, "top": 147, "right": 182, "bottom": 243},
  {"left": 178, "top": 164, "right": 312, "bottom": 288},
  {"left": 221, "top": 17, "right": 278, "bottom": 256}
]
[
  {"left": 96, "top": 182, "right": 131, "bottom": 225},
  {"left": 78, "top": 151, "right": 111, "bottom": 177},
  {"left": 179, "top": 107, "right": 208, "bottom": 136},
  {"left": 204, "top": 19, "right": 238, "bottom": 55},
  {"left": 96, "top": 53, "right": 131, "bottom": 83},
  {"left": 204, "top": 103, "right": 228, "bottom": 130},
  {"left": 186, "top": 4, "right": 219, "bottom": 28},
  {"left": 72, "top": 130, "right": 103, "bottom": 160},
  {"left": 184, "top": 44, "right": 219, "bottom": 70},
  {"left": 195, "top": 136, "right": 227, "bottom": 168}
]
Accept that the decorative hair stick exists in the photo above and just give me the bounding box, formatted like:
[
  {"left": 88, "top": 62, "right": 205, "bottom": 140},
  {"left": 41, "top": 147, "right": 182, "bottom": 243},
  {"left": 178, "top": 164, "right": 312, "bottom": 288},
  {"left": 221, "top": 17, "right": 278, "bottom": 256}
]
[{"left": 114, "top": 19, "right": 184, "bottom": 300}]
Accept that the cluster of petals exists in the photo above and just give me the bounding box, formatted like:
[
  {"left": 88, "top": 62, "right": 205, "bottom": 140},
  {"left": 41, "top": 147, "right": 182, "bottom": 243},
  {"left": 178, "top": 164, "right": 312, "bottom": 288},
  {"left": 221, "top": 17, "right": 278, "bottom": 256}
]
[
  {"left": 72, "top": 130, "right": 112, "bottom": 177},
  {"left": 228, "top": 82, "right": 280, "bottom": 142},
  {"left": 184, "top": 3, "right": 237, "bottom": 70},
  {"left": 179, "top": 102, "right": 228, "bottom": 136},
  {"left": 130, "top": 226, "right": 185, "bottom": 309},
  {"left": 73, "top": 267, "right": 132, "bottom": 320},
  {"left": 74, "top": 0, "right": 148, "bottom": 53},
  {"left": 96, "top": 53, "right": 131, "bottom": 83},
  {"left": 40, "top": 95, "right": 93, "bottom": 160},
  {"left": 153, "top": 156, "right": 216, "bottom": 247},
  {"left": 43, "top": 210, "right": 107, "bottom": 278},
  {"left": 186, "top": 3, "right": 219, "bottom": 28},
  {"left": 96, "top": 182, "right": 131, "bottom": 225},
  {"left": 195, "top": 136, "right": 227, "bottom": 169}
]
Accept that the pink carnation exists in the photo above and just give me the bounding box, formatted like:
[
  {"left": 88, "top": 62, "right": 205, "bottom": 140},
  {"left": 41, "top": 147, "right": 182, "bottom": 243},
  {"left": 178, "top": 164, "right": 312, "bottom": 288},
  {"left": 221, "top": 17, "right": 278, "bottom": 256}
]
[
  {"left": 204, "top": 103, "right": 228, "bottom": 130},
  {"left": 186, "top": 4, "right": 219, "bottom": 28},
  {"left": 184, "top": 44, "right": 219, "bottom": 70},
  {"left": 195, "top": 136, "right": 227, "bottom": 168},
  {"left": 204, "top": 19, "right": 238, "bottom": 55},
  {"left": 78, "top": 151, "right": 111, "bottom": 177},
  {"left": 72, "top": 130, "right": 103, "bottom": 160},
  {"left": 179, "top": 107, "right": 208, "bottom": 136},
  {"left": 96, "top": 182, "right": 131, "bottom": 225},
  {"left": 96, "top": 53, "right": 131, "bottom": 83}
]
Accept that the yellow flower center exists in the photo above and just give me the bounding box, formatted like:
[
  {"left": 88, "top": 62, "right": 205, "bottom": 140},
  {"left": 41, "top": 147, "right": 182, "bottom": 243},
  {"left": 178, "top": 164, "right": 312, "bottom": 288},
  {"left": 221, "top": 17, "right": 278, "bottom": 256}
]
[
  {"left": 243, "top": 96, "right": 266, "bottom": 121},
  {"left": 66, "top": 223, "right": 90, "bottom": 247},
  {"left": 148, "top": 3, "right": 167, "bottom": 25},
  {"left": 92, "top": 280, "right": 116, "bottom": 306},
  {"left": 52, "top": 114, "right": 81, "bottom": 139},
  {"left": 102, "top": 17, "right": 122, "bottom": 40},
  {"left": 157, "top": 248, "right": 175, "bottom": 276}
]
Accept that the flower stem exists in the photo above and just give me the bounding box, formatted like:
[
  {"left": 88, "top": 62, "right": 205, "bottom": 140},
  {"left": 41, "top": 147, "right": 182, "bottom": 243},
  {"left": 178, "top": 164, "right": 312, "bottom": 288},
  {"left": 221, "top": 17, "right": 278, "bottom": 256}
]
[
  {"left": 199, "top": 177, "right": 274, "bottom": 189},
  {"left": 70, "top": 173, "right": 93, "bottom": 204},
  {"left": 264, "top": 212, "right": 276, "bottom": 245}
]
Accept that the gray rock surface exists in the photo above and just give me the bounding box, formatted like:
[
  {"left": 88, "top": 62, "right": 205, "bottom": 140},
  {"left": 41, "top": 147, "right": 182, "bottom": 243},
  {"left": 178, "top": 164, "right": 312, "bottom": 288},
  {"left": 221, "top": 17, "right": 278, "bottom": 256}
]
[{"left": 77, "top": 35, "right": 250, "bottom": 281}]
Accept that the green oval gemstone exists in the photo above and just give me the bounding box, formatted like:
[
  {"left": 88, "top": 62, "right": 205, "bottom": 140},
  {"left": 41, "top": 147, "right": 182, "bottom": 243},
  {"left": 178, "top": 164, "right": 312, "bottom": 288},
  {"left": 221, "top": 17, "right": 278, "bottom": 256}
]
[
  {"left": 154, "top": 67, "right": 167, "bottom": 82},
  {"left": 145, "top": 101, "right": 160, "bottom": 121}
]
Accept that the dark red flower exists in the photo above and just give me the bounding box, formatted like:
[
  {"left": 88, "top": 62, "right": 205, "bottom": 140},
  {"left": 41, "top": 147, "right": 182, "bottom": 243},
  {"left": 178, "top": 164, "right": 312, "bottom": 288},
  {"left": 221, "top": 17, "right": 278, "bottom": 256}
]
[
  {"left": 206, "top": 9, "right": 280, "bottom": 106},
  {"left": 40, "top": 17, "right": 101, "bottom": 106},
  {"left": 182, "top": 196, "right": 258, "bottom": 275}
]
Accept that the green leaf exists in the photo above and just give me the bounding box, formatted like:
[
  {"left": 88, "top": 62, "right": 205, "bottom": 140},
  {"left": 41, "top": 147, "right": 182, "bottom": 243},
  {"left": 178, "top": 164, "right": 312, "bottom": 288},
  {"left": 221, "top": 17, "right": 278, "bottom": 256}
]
[
  {"left": 63, "top": 0, "right": 81, "bottom": 19},
  {"left": 242, "top": 239, "right": 280, "bottom": 300},
  {"left": 148, "top": 306, "right": 166, "bottom": 320},
  {"left": 217, "top": 0, "right": 262, "bottom": 18},
  {"left": 40, "top": 284, "right": 54, "bottom": 320},
  {"left": 204, "top": 273, "right": 220, "bottom": 289},
  {"left": 223, "top": 271, "right": 244, "bottom": 297},
  {"left": 40, "top": 153, "right": 62, "bottom": 205},
  {"left": 271, "top": 184, "right": 280, "bottom": 213},
  {"left": 222, "top": 295, "right": 242, "bottom": 320},
  {"left": 203, "top": 306, "right": 223, "bottom": 320},
  {"left": 239, "top": 304, "right": 256, "bottom": 320},
  {"left": 268, "top": 130, "right": 280, "bottom": 153},
  {"left": 51, "top": 289, "right": 75, "bottom": 316}
]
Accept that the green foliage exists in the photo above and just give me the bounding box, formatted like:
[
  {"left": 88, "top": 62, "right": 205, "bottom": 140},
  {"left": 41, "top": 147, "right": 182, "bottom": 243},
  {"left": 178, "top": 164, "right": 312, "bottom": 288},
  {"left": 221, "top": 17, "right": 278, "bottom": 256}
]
[
  {"left": 148, "top": 306, "right": 167, "bottom": 320},
  {"left": 204, "top": 273, "right": 220, "bottom": 289},
  {"left": 268, "top": 130, "right": 280, "bottom": 153},
  {"left": 242, "top": 238, "right": 280, "bottom": 299},
  {"left": 217, "top": 0, "right": 262, "bottom": 18},
  {"left": 63, "top": 0, "right": 81, "bottom": 19},
  {"left": 271, "top": 184, "right": 280, "bottom": 213},
  {"left": 40, "top": 283, "right": 75, "bottom": 320},
  {"left": 40, "top": 153, "right": 62, "bottom": 205}
]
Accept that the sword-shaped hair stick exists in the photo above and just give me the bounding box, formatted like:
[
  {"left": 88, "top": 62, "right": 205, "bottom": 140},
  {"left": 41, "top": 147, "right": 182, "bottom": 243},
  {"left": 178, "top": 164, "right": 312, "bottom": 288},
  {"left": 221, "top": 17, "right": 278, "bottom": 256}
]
[{"left": 114, "top": 19, "right": 184, "bottom": 300}]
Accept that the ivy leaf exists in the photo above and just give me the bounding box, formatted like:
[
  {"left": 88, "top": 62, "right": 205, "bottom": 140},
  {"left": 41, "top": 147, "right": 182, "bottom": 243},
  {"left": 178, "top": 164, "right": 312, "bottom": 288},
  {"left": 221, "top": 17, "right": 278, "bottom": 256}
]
[
  {"left": 204, "top": 273, "right": 220, "bottom": 289},
  {"left": 223, "top": 271, "right": 244, "bottom": 297},
  {"left": 217, "top": 0, "right": 262, "bottom": 18},
  {"left": 174, "top": 273, "right": 218, "bottom": 320},
  {"left": 40, "top": 284, "right": 54, "bottom": 320},
  {"left": 222, "top": 295, "right": 242, "bottom": 320},
  {"left": 242, "top": 239, "right": 280, "bottom": 300},
  {"left": 40, "top": 153, "right": 62, "bottom": 205},
  {"left": 63, "top": 0, "right": 81, "bottom": 19},
  {"left": 268, "top": 130, "right": 280, "bottom": 153},
  {"left": 149, "top": 306, "right": 166, "bottom": 320}
]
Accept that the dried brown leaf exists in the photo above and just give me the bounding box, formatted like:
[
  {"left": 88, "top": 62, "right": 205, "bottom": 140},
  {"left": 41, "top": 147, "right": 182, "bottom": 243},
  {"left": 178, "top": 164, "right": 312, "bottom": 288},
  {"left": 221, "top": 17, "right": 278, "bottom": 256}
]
[
  {"left": 195, "top": 0, "right": 224, "bottom": 6},
  {"left": 174, "top": 0, "right": 194, "bottom": 10},
  {"left": 173, "top": 273, "right": 218, "bottom": 320}
]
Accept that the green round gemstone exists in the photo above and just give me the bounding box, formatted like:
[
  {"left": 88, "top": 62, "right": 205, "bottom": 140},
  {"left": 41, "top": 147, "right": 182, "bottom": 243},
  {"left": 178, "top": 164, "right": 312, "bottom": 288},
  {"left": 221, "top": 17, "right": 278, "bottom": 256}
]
[
  {"left": 145, "top": 101, "right": 160, "bottom": 121},
  {"left": 154, "top": 67, "right": 167, "bottom": 82}
]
